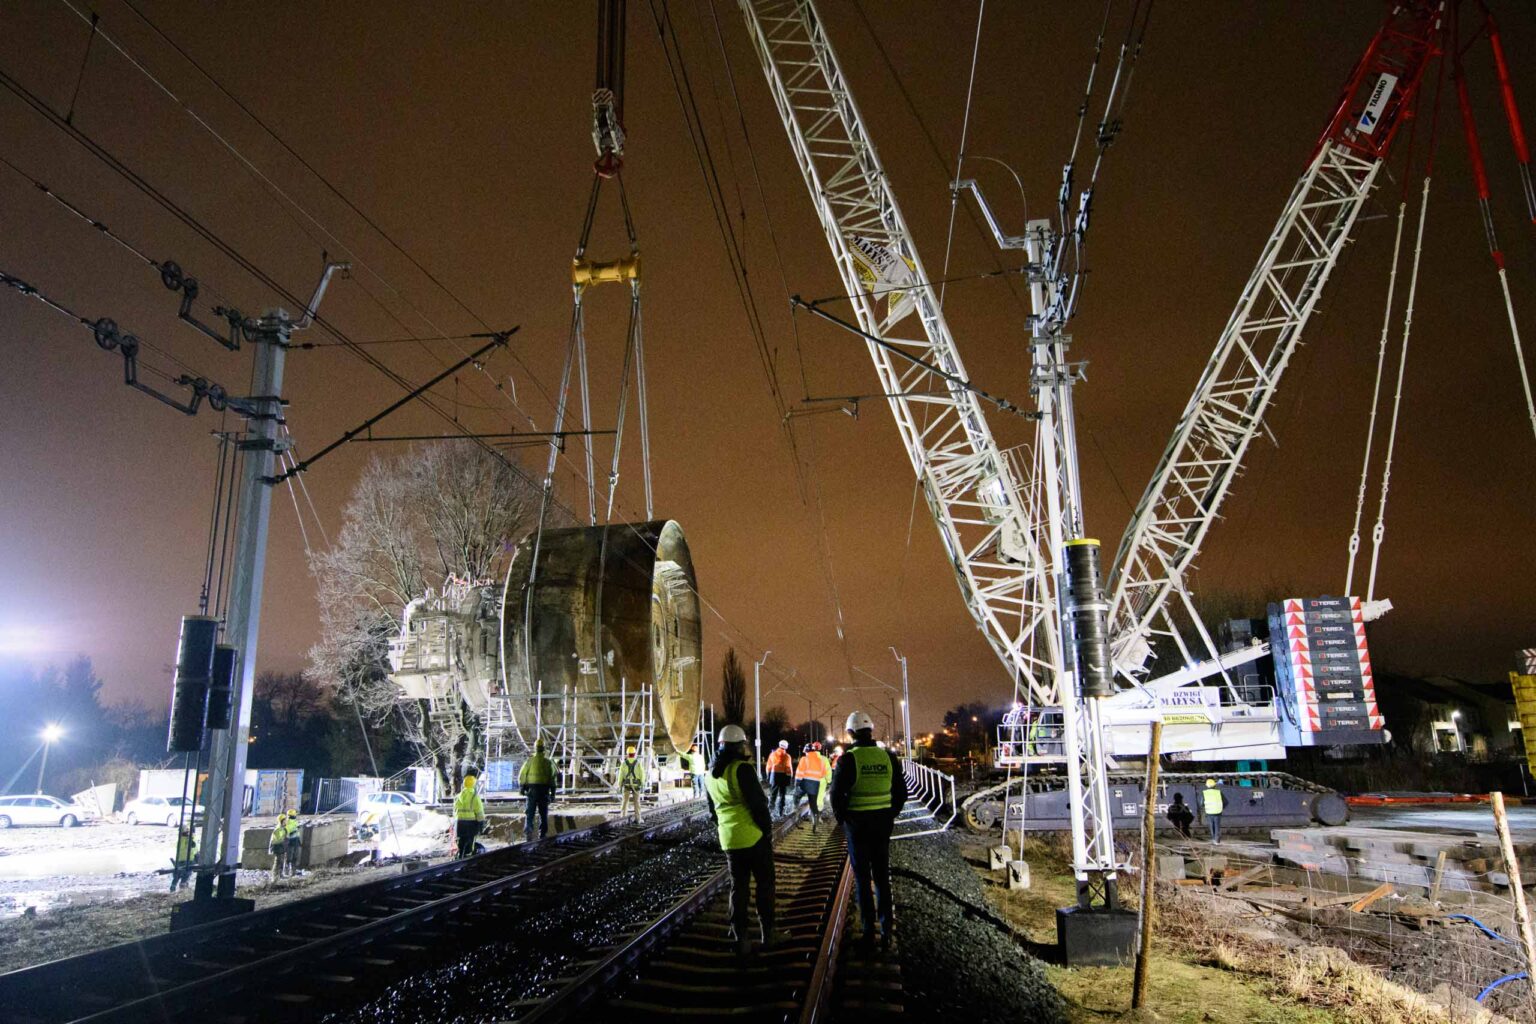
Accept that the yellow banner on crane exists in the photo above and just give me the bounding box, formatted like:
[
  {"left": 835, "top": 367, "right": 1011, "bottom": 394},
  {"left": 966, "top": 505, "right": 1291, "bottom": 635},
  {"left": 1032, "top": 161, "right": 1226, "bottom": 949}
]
[{"left": 1509, "top": 673, "right": 1536, "bottom": 772}]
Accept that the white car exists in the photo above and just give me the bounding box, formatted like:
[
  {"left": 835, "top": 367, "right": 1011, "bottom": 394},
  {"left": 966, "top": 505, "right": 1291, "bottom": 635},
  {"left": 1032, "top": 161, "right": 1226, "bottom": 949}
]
[
  {"left": 0, "top": 794, "right": 86, "bottom": 828},
  {"left": 123, "top": 795, "right": 203, "bottom": 827},
  {"left": 356, "top": 791, "right": 421, "bottom": 820}
]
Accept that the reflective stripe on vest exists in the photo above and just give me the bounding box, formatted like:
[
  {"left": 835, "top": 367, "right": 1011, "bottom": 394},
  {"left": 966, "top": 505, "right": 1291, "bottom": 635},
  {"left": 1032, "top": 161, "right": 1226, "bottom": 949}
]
[
  {"left": 795, "top": 753, "right": 826, "bottom": 780},
  {"left": 847, "top": 746, "right": 894, "bottom": 812},
  {"left": 704, "top": 761, "right": 764, "bottom": 851},
  {"left": 1201, "top": 787, "right": 1224, "bottom": 815}
]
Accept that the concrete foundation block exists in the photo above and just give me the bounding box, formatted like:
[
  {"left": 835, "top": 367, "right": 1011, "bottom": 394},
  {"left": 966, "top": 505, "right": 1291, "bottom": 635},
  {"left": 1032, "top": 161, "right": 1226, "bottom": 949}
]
[
  {"left": 1158, "top": 853, "right": 1188, "bottom": 881},
  {"left": 989, "top": 845, "right": 1011, "bottom": 871},
  {"left": 1008, "top": 860, "right": 1032, "bottom": 890}
]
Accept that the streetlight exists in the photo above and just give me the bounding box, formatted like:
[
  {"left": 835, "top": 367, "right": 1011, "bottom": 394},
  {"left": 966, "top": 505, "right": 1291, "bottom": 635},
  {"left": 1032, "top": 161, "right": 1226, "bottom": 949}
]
[
  {"left": 1451, "top": 709, "right": 1466, "bottom": 753},
  {"left": 890, "top": 646, "right": 910, "bottom": 755},
  {"left": 36, "top": 724, "right": 63, "bottom": 794},
  {"left": 753, "top": 650, "right": 771, "bottom": 770}
]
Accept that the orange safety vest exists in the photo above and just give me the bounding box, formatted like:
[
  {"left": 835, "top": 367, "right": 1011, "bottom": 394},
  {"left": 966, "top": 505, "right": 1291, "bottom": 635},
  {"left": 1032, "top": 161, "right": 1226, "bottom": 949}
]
[
  {"left": 795, "top": 752, "right": 827, "bottom": 781},
  {"left": 766, "top": 748, "right": 793, "bottom": 775}
]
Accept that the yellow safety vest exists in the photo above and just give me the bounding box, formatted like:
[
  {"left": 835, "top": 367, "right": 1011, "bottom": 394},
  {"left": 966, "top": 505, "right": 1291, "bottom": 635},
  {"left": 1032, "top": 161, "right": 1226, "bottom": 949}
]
[
  {"left": 455, "top": 787, "right": 486, "bottom": 820},
  {"left": 520, "top": 753, "right": 555, "bottom": 786},
  {"left": 1201, "top": 786, "right": 1225, "bottom": 815},
  {"left": 704, "top": 760, "right": 764, "bottom": 851},
  {"left": 267, "top": 820, "right": 288, "bottom": 851},
  {"left": 620, "top": 758, "right": 645, "bottom": 788},
  {"left": 176, "top": 832, "right": 196, "bottom": 861},
  {"left": 847, "top": 746, "right": 894, "bottom": 812}
]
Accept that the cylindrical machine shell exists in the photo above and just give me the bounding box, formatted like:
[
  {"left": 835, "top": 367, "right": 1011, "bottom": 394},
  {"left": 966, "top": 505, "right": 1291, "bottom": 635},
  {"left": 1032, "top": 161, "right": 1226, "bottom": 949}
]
[
  {"left": 167, "top": 616, "right": 218, "bottom": 753},
  {"left": 501, "top": 520, "right": 701, "bottom": 752},
  {"left": 205, "top": 644, "right": 238, "bottom": 731}
]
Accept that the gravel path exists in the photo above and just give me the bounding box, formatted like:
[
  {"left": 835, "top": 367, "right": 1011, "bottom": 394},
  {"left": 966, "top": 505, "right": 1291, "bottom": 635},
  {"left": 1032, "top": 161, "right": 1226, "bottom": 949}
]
[{"left": 890, "top": 832, "right": 1066, "bottom": 1023}]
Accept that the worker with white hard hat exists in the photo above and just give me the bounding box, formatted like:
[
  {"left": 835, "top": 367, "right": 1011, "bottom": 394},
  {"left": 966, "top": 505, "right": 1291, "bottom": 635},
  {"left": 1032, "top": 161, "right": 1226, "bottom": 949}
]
[
  {"left": 705, "top": 724, "right": 783, "bottom": 955},
  {"left": 764, "top": 739, "right": 794, "bottom": 815},
  {"left": 829, "top": 710, "right": 908, "bottom": 950}
]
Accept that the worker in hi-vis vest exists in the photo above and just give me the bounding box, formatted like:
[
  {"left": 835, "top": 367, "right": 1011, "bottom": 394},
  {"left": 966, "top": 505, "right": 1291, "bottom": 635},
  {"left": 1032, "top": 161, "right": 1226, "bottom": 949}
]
[
  {"left": 704, "top": 724, "right": 783, "bottom": 956},
  {"left": 685, "top": 742, "right": 708, "bottom": 798},
  {"left": 829, "top": 710, "right": 908, "bottom": 949},
  {"left": 454, "top": 774, "right": 487, "bottom": 858},
  {"left": 519, "top": 738, "right": 555, "bottom": 841},
  {"left": 618, "top": 746, "right": 646, "bottom": 823},
  {"left": 764, "top": 740, "right": 794, "bottom": 814},
  {"left": 793, "top": 743, "right": 828, "bottom": 830},
  {"left": 1201, "top": 778, "right": 1225, "bottom": 844}
]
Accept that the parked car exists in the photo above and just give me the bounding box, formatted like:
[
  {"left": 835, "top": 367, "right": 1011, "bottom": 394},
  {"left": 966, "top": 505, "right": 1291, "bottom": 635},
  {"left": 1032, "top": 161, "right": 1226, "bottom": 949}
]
[
  {"left": 0, "top": 794, "right": 87, "bottom": 828},
  {"left": 356, "top": 791, "right": 421, "bottom": 820},
  {"left": 123, "top": 795, "right": 203, "bottom": 827}
]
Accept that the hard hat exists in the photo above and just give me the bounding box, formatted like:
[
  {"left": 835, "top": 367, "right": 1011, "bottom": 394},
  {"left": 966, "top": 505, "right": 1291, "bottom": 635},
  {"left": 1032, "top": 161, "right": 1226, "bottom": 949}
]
[
  {"left": 846, "top": 710, "right": 875, "bottom": 733},
  {"left": 464, "top": 775, "right": 477, "bottom": 787},
  {"left": 812, "top": 742, "right": 822, "bottom": 751},
  {"left": 534, "top": 738, "right": 545, "bottom": 752},
  {"left": 802, "top": 743, "right": 812, "bottom": 753},
  {"left": 626, "top": 746, "right": 637, "bottom": 756},
  {"left": 778, "top": 739, "right": 789, "bottom": 749},
  {"left": 1205, "top": 779, "right": 1217, "bottom": 787},
  {"left": 834, "top": 745, "right": 844, "bottom": 753},
  {"left": 718, "top": 724, "right": 747, "bottom": 744}
]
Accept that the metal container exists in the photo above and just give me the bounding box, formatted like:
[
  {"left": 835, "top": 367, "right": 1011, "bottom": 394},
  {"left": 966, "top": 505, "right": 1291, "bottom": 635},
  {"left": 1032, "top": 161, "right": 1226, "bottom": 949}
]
[{"left": 501, "top": 520, "right": 701, "bottom": 752}]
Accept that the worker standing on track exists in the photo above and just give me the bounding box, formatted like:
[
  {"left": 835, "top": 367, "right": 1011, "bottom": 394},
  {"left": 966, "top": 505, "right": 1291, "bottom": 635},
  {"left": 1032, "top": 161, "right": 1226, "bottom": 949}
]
[
  {"left": 1201, "top": 778, "right": 1225, "bottom": 844},
  {"left": 454, "top": 774, "right": 487, "bottom": 858},
  {"left": 765, "top": 739, "right": 794, "bottom": 815},
  {"left": 267, "top": 812, "right": 291, "bottom": 881},
  {"left": 619, "top": 745, "right": 646, "bottom": 823},
  {"left": 172, "top": 825, "right": 196, "bottom": 891},
  {"left": 704, "top": 724, "right": 781, "bottom": 956},
  {"left": 829, "top": 710, "right": 907, "bottom": 950},
  {"left": 793, "top": 742, "right": 828, "bottom": 832},
  {"left": 520, "top": 739, "right": 555, "bottom": 841}
]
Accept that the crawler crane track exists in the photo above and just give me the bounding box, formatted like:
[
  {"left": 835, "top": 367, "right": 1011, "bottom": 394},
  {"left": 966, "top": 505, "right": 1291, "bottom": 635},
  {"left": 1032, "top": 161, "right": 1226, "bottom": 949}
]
[{"left": 0, "top": 802, "right": 706, "bottom": 1024}]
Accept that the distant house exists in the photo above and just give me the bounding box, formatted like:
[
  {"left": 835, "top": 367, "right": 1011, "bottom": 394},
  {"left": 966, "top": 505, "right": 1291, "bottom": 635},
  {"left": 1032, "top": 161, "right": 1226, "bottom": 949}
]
[{"left": 1373, "top": 674, "right": 1520, "bottom": 761}]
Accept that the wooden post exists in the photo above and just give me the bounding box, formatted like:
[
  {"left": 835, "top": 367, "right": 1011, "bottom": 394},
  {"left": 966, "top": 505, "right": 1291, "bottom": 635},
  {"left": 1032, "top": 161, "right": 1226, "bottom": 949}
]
[
  {"left": 1493, "top": 791, "right": 1536, "bottom": 1011},
  {"left": 1428, "top": 849, "right": 1447, "bottom": 904},
  {"left": 1132, "top": 720, "right": 1163, "bottom": 1010}
]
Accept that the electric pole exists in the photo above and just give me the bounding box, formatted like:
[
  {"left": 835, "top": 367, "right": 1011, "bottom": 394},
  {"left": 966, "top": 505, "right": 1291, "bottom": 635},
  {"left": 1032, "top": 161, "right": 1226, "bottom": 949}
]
[{"left": 195, "top": 266, "right": 343, "bottom": 904}]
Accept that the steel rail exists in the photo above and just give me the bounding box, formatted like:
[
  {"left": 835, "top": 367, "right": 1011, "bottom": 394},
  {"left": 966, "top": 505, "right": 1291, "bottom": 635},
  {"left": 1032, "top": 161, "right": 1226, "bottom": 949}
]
[
  {"left": 799, "top": 857, "right": 853, "bottom": 1024},
  {"left": 526, "top": 813, "right": 861, "bottom": 1023},
  {"left": 0, "top": 801, "right": 705, "bottom": 1024}
]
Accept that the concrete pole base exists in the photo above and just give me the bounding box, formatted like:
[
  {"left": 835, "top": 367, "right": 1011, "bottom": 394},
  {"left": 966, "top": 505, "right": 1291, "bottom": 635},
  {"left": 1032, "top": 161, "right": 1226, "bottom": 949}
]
[{"left": 1056, "top": 905, "right": 1139, "bottom": 966}]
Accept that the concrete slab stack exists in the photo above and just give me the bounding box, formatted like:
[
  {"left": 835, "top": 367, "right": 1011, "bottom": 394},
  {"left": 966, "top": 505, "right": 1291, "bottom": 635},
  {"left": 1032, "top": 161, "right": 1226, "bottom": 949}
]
[{"left": 1272, "top": 825, "right": 1536, "bottom": 893}]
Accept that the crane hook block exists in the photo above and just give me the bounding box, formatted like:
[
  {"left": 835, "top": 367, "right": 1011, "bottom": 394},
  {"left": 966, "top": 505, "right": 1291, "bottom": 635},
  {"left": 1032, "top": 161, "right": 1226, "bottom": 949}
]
[
  {"left": 572, "top": 254, "right": 641, "bottom": 289},
  {"left": 592, "top": 87, "right": 626, "bottom": 177}
]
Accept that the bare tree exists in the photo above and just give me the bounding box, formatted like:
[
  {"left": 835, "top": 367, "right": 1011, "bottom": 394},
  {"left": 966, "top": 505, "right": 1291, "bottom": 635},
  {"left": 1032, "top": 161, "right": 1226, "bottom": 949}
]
[
  {"left": 307, "top": 442, "right": 549, "bottom": 786},
  {"left": 722, "top": 647, "right": 747, "bottom": 726}
]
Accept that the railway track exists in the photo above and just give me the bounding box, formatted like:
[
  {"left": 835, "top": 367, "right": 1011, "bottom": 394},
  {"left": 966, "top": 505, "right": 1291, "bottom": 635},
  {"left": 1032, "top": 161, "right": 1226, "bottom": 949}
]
[
  {"left": 524, "top": 813, "right": 909, "bottom": 1023},
  {"left": 0, "top": 801, "right": 705, "bottom": 1024}
]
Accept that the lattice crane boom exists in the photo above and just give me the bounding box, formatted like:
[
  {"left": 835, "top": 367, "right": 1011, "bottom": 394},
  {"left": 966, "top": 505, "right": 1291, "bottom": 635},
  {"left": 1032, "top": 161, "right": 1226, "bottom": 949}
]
[
  {"left": 1106, "top": 3, "right": 1445, "bottom": 678},
  {"left": 735, "top": 0, "right": 1064, "bottom": 706}
]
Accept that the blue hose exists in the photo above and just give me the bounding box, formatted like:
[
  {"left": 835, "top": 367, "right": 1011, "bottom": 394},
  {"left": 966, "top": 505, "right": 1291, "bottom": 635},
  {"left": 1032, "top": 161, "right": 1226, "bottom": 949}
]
[
  {"left": 1448, "top": 914, "right": 1515, "bottom": 944},
  {"left": 1477, "top": 972, "right": 1527, "bottom": 1004}
]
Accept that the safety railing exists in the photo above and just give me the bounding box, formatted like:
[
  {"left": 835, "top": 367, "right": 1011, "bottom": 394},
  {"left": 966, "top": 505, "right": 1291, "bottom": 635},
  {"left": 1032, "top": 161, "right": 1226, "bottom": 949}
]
[{"left": 893, "top": 759, "right": 956, "bottom": 840}]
